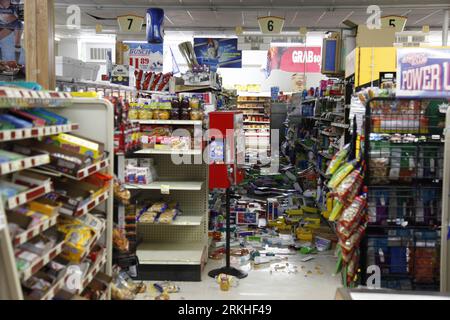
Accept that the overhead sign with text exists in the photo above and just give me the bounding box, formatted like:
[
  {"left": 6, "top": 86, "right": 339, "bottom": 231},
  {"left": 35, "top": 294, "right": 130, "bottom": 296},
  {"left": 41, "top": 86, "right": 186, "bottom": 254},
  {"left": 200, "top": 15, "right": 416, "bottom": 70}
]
[
  {"left": 117, "top": 15, "right": 144, "bottom": 33},
  {"left": 397, "top": 48, "right": 450, "bottom": 98},
  {"left": 267, "top": 47, "right": 322, "bottom": 76},
  {"left": 257, "top": 16, "right": 285, "bottom": 34},
  {"left": 193, "top": 38, "right": 242, "bottom": 71},
  {"left": 125, "top": 42, "right": 163, "bottom": 72}
]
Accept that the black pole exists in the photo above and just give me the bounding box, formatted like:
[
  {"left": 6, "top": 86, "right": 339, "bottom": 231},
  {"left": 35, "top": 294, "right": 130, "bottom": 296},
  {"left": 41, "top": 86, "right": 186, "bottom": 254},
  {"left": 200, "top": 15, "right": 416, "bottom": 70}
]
[
  {"left": 208, "top": 187, "right": 247, "bottom": 279},
  {"left": 225, "top": 188, "right": 231, "bottom": 268}
]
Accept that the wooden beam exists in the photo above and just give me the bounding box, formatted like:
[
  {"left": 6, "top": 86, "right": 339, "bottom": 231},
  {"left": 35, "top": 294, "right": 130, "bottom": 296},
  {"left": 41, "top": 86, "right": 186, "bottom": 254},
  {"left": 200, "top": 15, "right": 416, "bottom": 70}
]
[
  {"left": 25, "top": 0, "right": 56, "bottom": 89},
  {"left": 116, "top": 41, "right": 124, "bottom": 65}
]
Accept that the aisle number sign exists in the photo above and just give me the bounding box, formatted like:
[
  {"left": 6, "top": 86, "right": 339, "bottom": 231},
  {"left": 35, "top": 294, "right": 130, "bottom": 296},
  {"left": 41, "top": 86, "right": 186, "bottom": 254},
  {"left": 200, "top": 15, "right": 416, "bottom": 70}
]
[
  {"left": 258, "top": 16, "right": 285, "bottom": 35},
  {"left": 117, "top": 15, "right": 144, "bottom": 33},
  {"left": 356, "top": 15, "right": 407, "bottom": 47},
  {"left": 380, "top": 15, "right": 407, "bottom": 32}
]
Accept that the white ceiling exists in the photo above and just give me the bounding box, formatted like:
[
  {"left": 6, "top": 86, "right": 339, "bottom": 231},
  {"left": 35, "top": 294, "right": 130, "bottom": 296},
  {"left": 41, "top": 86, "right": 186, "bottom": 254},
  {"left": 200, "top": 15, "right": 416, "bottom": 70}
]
[{"left": 54, "top": 0, "right": 450, "bottom": 35}]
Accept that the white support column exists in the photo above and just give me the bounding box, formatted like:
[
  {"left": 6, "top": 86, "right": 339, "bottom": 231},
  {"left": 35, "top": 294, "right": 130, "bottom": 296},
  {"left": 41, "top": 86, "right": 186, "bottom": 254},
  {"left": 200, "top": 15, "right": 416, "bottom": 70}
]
[{"left": 443, "top": 9, "right": 449, "bottom": 46}]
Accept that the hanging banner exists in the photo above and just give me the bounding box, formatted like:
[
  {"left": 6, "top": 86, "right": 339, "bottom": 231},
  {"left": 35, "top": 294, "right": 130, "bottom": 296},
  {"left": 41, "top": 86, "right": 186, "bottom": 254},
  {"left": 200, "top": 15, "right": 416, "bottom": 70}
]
[
  {"left": 125, "top": 42, "right": 163, "bottom": 72},
  {"left": 397, "top": 48, "right": 450, "bottom": 98},
  {"left": 193, "top": 38, "right": 242, "bottom": 71},
  {"left": 0, "top": 0, "right": 25, "bottom": 76},
  {"left": 267, "top": 46, "right": 322, "bottom": 76}
]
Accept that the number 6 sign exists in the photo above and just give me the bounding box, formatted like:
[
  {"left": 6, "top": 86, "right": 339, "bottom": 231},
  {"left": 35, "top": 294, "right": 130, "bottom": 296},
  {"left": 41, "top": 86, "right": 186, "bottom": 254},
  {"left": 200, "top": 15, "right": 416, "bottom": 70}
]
[{"left": 258, "top": 16, "right": 285, "bottom": 35}]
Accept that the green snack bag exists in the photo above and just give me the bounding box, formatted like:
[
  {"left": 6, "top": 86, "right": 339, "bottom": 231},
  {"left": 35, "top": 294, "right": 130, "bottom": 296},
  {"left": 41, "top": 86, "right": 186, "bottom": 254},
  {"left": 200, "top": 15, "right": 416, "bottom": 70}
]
[
  {"left": 329, "top": 200, "right": 344, "bottom": 221},
  {"left": 328, "top": 160, "right": 357, "bottom": 189},
  {"left": 326, "top": 144, "right": 350, "bottom": 176}
]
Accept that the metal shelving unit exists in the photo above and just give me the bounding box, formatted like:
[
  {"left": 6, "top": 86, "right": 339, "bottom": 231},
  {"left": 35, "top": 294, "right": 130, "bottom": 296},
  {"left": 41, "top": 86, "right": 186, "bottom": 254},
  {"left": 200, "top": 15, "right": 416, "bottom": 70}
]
[
  {"left": 0, "top": 123, "right": 79, "bottom": 142},
  {"left": 130, "top": 119, "right": 202, "bottom": 126},
  {"left": 134, "top": 149, "right": 202, "bottom": 155},
  {"left": 0, "top": 154, "right": 50, "bottom": 175},
  {"left": 237, "top": 96, "right": 271, "bottom": 164},
  {"left": 362, "top": 97, "right": 445, "bottom": 291},
  {"left": 124, "top": 181, "right": 203, "bottom": 191},
  {"left": 56, "top": 77, "right": 136, "bottom": 100},
  {"left": 0, "top": 87, "right": 114, "bottom": 300},
  {"left": 122, "top": 154, "right": 209, "bottom": 281},
  {"left": 440, "top": 103, "right": 450, "bottom": 293},
  {"left": 117, "top": 88, "right": 211, "bottom": 281}
]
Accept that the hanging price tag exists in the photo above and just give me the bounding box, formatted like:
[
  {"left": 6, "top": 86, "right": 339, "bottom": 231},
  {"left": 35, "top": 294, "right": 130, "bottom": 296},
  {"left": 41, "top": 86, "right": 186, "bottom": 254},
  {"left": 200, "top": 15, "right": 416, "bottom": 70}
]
[{"left": 161, "top": 184, "right": 170, "bottom": 195}]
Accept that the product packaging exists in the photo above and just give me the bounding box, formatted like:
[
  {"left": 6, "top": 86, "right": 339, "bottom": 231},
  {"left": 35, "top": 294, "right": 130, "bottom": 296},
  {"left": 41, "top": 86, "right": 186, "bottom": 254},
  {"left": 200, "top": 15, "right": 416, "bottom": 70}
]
[
  {"left": 14, "top": 140, "right": 92, "bottom": 176},
  {"left": 326, "top": 144, "right": 349, "bottom": 176},
  {"left": 49, "top": 133, "right": 104, "bottom": 160},
  {"left": 328, "top": 160, "right": 356, "bottom": 189}
]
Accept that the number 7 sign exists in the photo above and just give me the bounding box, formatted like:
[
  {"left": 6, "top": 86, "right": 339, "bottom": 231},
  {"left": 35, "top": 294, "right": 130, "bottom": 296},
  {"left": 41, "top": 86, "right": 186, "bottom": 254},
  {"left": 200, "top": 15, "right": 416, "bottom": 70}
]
[{"left": 117, "top": 15, "right": 144, "bottom": 33}]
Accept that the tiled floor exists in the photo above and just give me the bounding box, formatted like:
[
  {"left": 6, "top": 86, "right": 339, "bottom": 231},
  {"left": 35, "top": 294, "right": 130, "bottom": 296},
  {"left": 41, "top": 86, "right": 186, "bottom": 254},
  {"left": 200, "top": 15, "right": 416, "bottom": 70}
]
[{"left": 136, "top": 252, "right": 342, "bottom": 300}]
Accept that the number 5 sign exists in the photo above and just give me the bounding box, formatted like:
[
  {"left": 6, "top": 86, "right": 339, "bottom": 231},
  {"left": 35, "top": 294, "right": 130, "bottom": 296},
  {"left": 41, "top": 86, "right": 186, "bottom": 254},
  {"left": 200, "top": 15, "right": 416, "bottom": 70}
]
[
  {"left": 381, "top": 15, "right": 407, "bottom": 32},
  {"left": 117, "top": 14, "right": 144, "bottom": 33},
  {"left": 258, "top": 16, "right": 285, "bottom": 35}
]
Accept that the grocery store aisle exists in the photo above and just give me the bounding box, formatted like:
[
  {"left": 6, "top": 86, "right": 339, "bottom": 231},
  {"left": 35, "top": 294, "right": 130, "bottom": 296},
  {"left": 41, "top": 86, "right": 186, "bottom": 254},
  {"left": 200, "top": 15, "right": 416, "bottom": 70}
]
[{"left": 135, "top": 253, "right": 341, "bottom": 300}]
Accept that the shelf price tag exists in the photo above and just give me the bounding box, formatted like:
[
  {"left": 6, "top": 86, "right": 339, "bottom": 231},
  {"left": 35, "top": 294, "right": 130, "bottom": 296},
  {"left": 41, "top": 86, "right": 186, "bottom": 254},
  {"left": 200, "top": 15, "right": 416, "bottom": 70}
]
[
  {"left": 117, "top": 15, "right": 144, "bottom": 33},
  {"left": 161, "top": 184, "right": 170, "bottom": 195}
]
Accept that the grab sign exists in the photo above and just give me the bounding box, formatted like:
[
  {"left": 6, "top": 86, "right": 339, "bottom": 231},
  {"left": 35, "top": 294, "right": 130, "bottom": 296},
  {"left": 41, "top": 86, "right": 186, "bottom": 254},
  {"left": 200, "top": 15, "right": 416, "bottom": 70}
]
[{"left": 267, "top": 47, "right": 322, "bottom": 74}]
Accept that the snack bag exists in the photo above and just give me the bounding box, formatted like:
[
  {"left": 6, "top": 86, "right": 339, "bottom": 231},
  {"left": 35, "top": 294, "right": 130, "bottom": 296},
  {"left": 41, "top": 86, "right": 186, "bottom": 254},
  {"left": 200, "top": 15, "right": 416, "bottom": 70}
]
[
  {"left": 149, "top": 202, "right": 168, "bottom": 213},
  {"left": 339, "top": 196, "right": 367, "bottom": 229},
  {"left": 326, "top": 144, "right": 350, "bottom": 176},
  {"left": 370, "top": 157, "right": 389, "bottom": 184},
  {"left": 139, "top": 211, "right": 159, "bottom": 223},
  {"left": 339, "top": 224, "right": 366, "bottom": 262},
  {"left": 158, "top": 209, "right": 178, "bottom": 224},
  {"left": 113, "top": 228, "right": 129, "bottom": 252},
  {"left": 346, "top": 249, "right": 360, "bottom": 284},
  {"left": 334, "top": 170, "right": 363, "bottom": 205},
  {"left": 134, "top": 69, "right": 143, "bottom": 91},
  {"left": 60, "top": 225, "right": 95, "bottom": 262},
  {"left": 329, "top": 199, "right": 344, "bottom": 221},
  {"left": 328, "top": 160, "right": 356, "bottom": 189}
]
